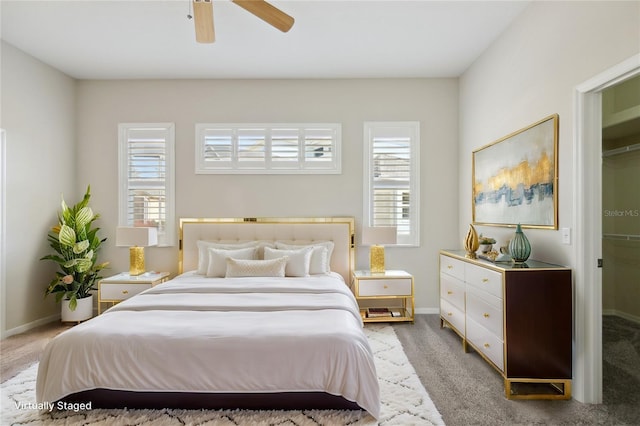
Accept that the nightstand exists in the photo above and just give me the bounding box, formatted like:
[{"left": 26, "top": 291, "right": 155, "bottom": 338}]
[
  {"left": 98, "top": 272, "right": 170, "bottom": 314},
  {"left": 352, "top": 270, "right": 414, "bottom": 323}
]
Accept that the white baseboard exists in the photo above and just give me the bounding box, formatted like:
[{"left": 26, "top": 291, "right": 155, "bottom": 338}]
[
  {"left": 602, "top": 310, "right": 640, "bottom": 325},
  {"left": 1, "top": 313, "right": 61, "bottom": 339}
]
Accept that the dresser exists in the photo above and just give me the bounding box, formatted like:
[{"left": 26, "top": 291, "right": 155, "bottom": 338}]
[
  {"left": 352, "top": 270, "right": 414, "bottom": 323},
  {"left": 439, "top": 250, "right": 572, "bottom": 400},
  {"left": 98, "top": 272, "right": 170, "bottom": 314}
]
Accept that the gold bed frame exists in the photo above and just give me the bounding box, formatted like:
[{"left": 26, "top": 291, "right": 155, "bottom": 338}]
[{"left": 178, "top": 217, "right": 356, "bottom": 282}]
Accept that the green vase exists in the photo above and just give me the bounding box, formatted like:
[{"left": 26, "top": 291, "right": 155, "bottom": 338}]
[{"left": 509, "top": 224, "right": 531, "bottom": 263}]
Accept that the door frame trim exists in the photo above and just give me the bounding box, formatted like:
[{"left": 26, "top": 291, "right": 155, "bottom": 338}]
[
  {"left": 573, "top": 53, "right": 640, "bottom": 403},
  {"left": 0, "top": 129, "right": 5, "bottom": 338}
]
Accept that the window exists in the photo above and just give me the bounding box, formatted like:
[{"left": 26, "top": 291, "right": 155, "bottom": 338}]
[
  {"left": 195, "top": 123, "right": 341, "bottom": 174},
  {"left": 118, "top": 123, "right": 175, "bottom": 246},
  {"left": 364, "top": 122, "right": 420, "bottom": 246}
]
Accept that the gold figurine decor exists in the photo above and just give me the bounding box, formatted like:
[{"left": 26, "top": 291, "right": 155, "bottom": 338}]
[{"left": 464, "top": 224, "right": 480, "bottom": 258}]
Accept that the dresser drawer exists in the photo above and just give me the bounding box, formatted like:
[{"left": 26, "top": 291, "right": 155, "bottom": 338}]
[
  {"left": 357, "top": 278, "right": 412, "bottom": 296},
  {"left": 440, "top": 274, "right": 465, "bottom": 312},
  {"left": 441, "top": 298, "right": 466, "bottom": 337},
  {"left": 467, "top": 316, "right": 504, "bottom": 371},
  {"left": 100, "top": 283, "right": 151, "bottom": 301},
  {"left": 440, "top": 255, "right": 465, "bottom": 280},
  {"left": 465, "top": 263, "right": 503, "bottom": 299},
  {"left": 466, "top": 286, "right": 503, "bottom": 338}
]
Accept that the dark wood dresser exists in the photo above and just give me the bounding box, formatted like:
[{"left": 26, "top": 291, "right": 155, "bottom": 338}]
[{"left": 439, "top": 249, "right": 572, "bottom": 399}]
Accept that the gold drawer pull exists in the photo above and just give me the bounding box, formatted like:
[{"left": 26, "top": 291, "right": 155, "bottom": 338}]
[
  {"left": 482, "top": 278, "right": 489, "bottom": 283},
  {"left": 484, "top": 343, "right": 490, "bottom": 348},
  {"left": 122, "top": 290, "right": 129, "bottom": 295},
  {"left": 447, "top": 265, "right": 453, "bottom": 269},
  {"left": 447, "top": 312, "right": 453, "bottom": 316},
  {"left": 383, "top": 285, "right": 388, "bottom": 289},
  {"left": 447, "top": 290, "right": 453, "bottom": 295},
  {"left": 483, "top": 313, "right": 490, "bottom": 318}
]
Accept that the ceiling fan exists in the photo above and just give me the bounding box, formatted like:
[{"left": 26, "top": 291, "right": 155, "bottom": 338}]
[{"left": 192, "top": 0, "right": 295, "bottom": 43}]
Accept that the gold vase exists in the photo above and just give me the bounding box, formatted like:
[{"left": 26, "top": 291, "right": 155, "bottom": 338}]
[{"left": 464, "top": 224, "right": 480, "bottom": 259}]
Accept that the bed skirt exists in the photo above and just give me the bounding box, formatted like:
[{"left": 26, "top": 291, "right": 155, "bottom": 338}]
[{"left": 59, "top": 390, "right": 364, "bottom": 411}]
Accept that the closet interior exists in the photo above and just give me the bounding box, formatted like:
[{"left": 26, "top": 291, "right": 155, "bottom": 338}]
[{"left": 601, "top": 74, "right": 640, "bottom": 404}]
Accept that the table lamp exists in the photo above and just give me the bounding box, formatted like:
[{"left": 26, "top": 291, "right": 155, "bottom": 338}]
[
  {"left": 362, "top": 226, "right": 397, "bottom": 273},
  {"left": 116, "top": 227, "right": 158, "bottom": 276}
]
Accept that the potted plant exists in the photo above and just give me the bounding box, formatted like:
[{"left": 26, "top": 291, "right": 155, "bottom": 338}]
[
  {"left": 41, "top": 185, "right": 109, "bottom": 322},
  {"left": 478, "top": 235, "right": 496, "bottom": 253}
]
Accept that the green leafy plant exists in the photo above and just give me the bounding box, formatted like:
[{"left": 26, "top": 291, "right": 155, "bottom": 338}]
[
  {"left": 479, "top": 234, "right": 496, "bottom": 245},
  {"left": 41, "top": 186, "right": 109, "bottom": 311}
]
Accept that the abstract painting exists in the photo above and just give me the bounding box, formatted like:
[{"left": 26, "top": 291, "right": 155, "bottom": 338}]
[{"left": 472, "top": 114, "right": 559, "bottom": 229}]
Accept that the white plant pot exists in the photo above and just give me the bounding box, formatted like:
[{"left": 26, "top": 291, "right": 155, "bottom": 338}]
[
  {"left": 479, "top": 244, "right": 493, "bottom": 253},
  {"left": 61, "top": 295, "right": 93, "bottom": 322}
]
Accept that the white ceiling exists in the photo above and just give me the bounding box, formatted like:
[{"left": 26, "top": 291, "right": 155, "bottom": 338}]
[{"left": 0, "top": 0, "right": 530, "bottom": 80}]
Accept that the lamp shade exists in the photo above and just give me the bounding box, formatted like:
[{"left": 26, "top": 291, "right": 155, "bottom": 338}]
[
  {"left": 116, "top": 227, "right": 158, "bottom": 247},
  {"left": 361, "top": 226, "right": 397, "bottom": 246}
]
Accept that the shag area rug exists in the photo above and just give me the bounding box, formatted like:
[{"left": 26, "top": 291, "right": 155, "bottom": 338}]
[{"left": 2, "top": 324, "right": 444, "bottom": 425}]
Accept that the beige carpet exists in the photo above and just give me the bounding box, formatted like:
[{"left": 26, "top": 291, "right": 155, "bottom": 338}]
[
  {"left": 1, "top": 322, "right": 72, "bottom": 383},
  {"left": 394, "top": 314, "right": 640, "bottom": 426}
]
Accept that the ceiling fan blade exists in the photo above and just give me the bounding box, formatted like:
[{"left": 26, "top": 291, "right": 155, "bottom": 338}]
[
  {"left": 193, "top": 0, "right": 215, "bottom": 43},
  {"left": 232, "top": 0, "right": 294, "bottom": 33}
]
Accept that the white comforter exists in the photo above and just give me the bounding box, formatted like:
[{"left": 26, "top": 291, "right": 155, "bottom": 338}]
[{"left": 36, "top": 272, "right": 380, "bottom": 418}]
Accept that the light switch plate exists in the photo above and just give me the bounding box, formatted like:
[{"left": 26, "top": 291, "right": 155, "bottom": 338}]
[{"left": 562, "top": 227, "right": 571, "bottom": 245}]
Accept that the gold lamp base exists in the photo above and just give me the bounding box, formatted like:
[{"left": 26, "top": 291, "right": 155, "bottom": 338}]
[
  {"left": 129, "top": 246, "right": 145, "bottom": 276},
  {"left": 369, "top": 245, "right": 385, "bottom": 273}
]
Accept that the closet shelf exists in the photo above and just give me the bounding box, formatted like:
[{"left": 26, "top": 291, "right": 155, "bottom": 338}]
[
  {"left": 603, "top": 233, "right": 640, "bottom": 241},
  {"left": 602, "top": 142, "right": 640, "bottom": 157}
]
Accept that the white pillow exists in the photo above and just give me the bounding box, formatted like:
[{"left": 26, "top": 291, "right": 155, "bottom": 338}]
[
  {"left": 206, "top": 247, "right": 257, "bottom": 277},
  {"left": 196, "top": 240, "right": 257, "bottom": 275},
  {"left": 275, "top": 241, "right": 333, "bottom": 274},
  {"left": 264, "top": 246, "right": 313, "bottom": 277},
  {"left": 225, "top": 257, "right": 287, "bottom": 278}
]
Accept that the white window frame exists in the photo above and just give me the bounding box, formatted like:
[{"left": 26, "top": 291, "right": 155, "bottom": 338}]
[
  {"left": 363, "top": 121, "right": 420, "bottom": 247},
  {"left": 118, "top": 123, "right": 176, "bottom": 247},
  {"left": 195, "top": 123, "right": 341, "bottom": 174}
]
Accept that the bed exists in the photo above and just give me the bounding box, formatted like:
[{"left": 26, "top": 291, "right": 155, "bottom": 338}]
[{"left": 36, "top": 217, "right": 380, "bottom": 418}]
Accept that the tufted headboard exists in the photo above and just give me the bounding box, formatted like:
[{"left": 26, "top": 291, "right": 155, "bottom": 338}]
[{"left": 179, "top": 217, "right": 355, "bottom": 282}]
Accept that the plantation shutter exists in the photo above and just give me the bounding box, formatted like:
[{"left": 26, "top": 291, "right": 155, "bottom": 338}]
[
  {"left": 118, "top": 123, "right": 175, "bottom": 246},
  {"left": 202, "top": 127, "right": 233, "bottom": 167},
  {"left": 364, "top": 122, "right": 420, "bottom": 246},
  {"left": 195, "top": 123, "right": 341, "bottom": 174},
  {"left": 303, "top": 127, "right": 336, "bottom": 167}
]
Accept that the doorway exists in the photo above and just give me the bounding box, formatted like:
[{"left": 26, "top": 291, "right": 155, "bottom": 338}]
[
  {"left": 574, "top": 54, "right": 640, "bottom": 404},
  {"left": 601, "top": 75, "right": 640, "bottom": 405}
]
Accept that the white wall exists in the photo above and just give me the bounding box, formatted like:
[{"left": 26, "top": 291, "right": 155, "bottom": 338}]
[
  {"left": 75, "top": 78, "right": 459, "bottom": 313},
  {"left": 459, "top": 0, "right": 639, "bottom": 403},
  {"left": 459, "top": 1, "right": 639, "bottom": 261},
  {"left": 0, "top": 41, "right": 77, "bottom": 335}
]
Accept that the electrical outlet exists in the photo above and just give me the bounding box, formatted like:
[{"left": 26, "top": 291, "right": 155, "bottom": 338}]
[{"left": 562, "top": 227, "right": 571, "bottom": 245}]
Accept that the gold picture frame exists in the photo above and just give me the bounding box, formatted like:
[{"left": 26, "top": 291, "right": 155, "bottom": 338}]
[{"left": 472, "top": 114, "right": 559, "bottom": 229}]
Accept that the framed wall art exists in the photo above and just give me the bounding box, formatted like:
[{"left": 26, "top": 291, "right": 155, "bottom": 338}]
[{"left": 472, "top": 114, "right": 559, "bottom": 229}]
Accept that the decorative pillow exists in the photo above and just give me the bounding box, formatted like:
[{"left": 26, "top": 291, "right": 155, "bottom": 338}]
[
  {"left": 264, "top": 246, "right": 313, "bottom": 277},
  {"left": 206, "top": 247, "right": 257, "bottom": 277},
  {"left": 196, "top": 240, "right": 257, "bottom": 275},
  {"left": 253, "top": 241, "right": 276, "bottom": 259},
  {"left": 225, "top": 257, "right": 287, "bottom": 278},
  {"left": 275, "top": 241, "right": 334, "bottom": 274}
]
